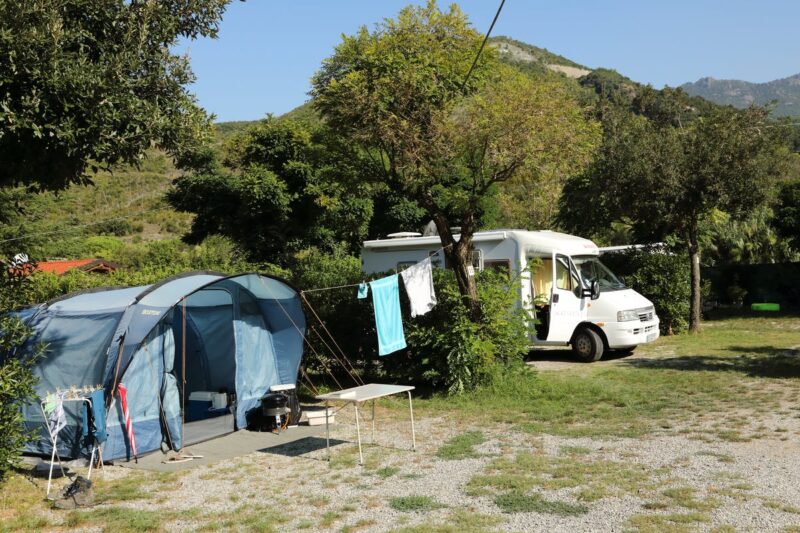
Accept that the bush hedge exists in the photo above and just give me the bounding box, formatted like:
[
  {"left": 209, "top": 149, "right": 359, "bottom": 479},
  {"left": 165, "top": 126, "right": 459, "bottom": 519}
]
[{"left": 601, "top": 247, "right": 690, "bottom": 335}]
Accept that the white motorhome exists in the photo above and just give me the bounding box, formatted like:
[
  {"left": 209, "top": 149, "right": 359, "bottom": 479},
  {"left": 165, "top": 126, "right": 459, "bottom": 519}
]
[{"left": 361, "top": 229, "right": 660, "bottom": 362}]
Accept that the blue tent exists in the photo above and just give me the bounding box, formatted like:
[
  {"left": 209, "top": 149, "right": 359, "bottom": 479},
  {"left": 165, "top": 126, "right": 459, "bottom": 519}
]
[{"left": 7, "top": 272, "right": 306, "bottom": 461}]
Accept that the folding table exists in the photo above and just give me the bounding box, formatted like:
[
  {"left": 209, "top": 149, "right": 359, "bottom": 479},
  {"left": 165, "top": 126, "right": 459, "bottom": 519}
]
[{"left": 315, "top": 383, "right": 415, "bottom": 465}]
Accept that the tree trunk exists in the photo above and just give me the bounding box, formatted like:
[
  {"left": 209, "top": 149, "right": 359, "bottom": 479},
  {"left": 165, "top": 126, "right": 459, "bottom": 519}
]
[
  {"left": 421, "top": 198, "right": 481, "bottom": 321},
  {"left": 687, "top": 231, "right": 702, "bottom": 333}
]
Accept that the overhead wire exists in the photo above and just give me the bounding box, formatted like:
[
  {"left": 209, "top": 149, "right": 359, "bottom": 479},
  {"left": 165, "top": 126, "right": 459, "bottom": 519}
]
[
  {"left": 0, "top": 206, "right": 167, "bottom": 245},
  {"left": 459, "top": 0, "right": 506, "bottom": 93}
]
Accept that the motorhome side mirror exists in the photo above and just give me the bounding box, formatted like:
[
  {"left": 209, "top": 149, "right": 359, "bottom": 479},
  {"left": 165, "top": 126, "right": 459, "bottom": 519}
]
[{"left": 582, "top": 280, "right": 600, "bottom": 300}]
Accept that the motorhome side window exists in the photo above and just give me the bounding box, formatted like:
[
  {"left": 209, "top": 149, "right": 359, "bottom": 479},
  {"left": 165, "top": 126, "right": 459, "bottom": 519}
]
[
  {"left": 484, "top": 259, "right": 512, "bottom": 278},
  {"left": 396, "top": 261, "right": 416, "bottom": 272}
]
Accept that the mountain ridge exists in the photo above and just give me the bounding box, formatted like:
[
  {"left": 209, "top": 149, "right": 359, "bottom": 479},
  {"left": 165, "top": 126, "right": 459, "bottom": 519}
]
[{"left": 680, "top": 72, "right": 800, "bottom": 117}]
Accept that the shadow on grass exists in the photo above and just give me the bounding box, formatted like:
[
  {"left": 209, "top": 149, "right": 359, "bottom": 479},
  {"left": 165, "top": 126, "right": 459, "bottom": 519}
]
[
  {"left": 621, "top": 346, "right": 800, "bottom": 379},
  {"left": 526, "top": 348, "right": 637, "bottom": 364}
]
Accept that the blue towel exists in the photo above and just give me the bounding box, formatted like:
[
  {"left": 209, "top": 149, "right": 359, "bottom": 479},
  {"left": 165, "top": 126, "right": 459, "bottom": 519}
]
[
  {"left": 369, "top": 275, "right": 407, "bottom": 355},
  {"left": 81, "top": 389, "right": 108, "bottom": 445},
  {"left": 357, "top": 282, "right": 369, "bottom": 299}
]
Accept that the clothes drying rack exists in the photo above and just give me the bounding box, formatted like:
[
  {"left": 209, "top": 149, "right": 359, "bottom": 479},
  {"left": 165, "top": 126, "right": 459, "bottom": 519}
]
[{"left": 40, "top": 386, "right": 105, "bottom": 498}]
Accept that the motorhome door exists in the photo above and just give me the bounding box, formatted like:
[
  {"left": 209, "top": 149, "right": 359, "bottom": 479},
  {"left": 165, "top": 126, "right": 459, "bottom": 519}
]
[{"left": 547, "top": 253, "right": 588, "bottom": 343}]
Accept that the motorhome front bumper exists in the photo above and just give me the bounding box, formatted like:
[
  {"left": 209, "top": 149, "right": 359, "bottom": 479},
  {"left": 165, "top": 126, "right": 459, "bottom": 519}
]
[{"left": 601, "top": 317, "right": 660, "bottom": 348}]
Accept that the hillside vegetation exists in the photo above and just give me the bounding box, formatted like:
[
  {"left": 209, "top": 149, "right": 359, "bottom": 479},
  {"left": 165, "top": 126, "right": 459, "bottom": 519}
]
[{"left": 0, "top": 152, "right": 192, "bottom": 260}]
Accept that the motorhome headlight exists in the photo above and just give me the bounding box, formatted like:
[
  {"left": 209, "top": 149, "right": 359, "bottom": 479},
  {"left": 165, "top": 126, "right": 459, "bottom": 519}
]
[{"left": 617, "top": 309, "right": 639, "bottom": 322}]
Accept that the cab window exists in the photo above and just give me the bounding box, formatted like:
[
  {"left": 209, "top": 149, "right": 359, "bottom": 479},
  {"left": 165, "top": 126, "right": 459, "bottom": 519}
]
[{"left": 555, "top": 258, "right": 573, "bottom": 290}]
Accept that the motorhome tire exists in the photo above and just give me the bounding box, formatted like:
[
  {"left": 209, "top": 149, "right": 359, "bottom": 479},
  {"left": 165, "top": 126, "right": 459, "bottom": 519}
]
[{"left": 572, "top": 327, "right": 603, "bottom": 362}]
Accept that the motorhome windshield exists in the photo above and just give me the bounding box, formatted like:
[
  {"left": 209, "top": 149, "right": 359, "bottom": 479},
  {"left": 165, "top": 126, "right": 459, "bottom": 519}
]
[{"left": 573, "top": 256, "right": 626, "bottom": 291}]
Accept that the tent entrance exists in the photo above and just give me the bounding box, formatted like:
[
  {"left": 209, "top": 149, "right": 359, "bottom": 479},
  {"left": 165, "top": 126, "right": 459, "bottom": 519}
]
[{"left": 175, "top": 289, "right": 237, "bottom": 446}]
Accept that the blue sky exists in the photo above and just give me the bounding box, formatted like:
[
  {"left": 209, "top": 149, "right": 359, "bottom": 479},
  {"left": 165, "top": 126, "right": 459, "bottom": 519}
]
[{"left": 176, "top": 1, "right": 800, "bottom": 122}]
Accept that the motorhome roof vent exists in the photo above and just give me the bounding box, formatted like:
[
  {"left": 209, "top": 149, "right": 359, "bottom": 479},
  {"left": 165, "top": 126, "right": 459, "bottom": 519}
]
[{"left": 387, "top": 232, "right": 422, "bottom": 239}]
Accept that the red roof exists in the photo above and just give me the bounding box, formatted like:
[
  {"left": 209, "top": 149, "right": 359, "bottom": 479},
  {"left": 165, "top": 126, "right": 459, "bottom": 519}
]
[{"left": 36, "top": 259, "right": 117, "bottom": 275}]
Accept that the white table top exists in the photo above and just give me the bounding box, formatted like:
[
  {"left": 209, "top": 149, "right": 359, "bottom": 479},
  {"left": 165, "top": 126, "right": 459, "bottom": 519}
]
[{"left": 315, "top": 383, "right": 415, "bottom": 403}]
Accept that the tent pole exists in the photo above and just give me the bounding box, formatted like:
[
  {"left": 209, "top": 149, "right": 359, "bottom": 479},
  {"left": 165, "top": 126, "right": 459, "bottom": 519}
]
[
  {"left": 108, "top": 334, "right": 126, "bottom": 408},
  {"left": 181, "top": 298, "right": 187, "bottom": 441}
]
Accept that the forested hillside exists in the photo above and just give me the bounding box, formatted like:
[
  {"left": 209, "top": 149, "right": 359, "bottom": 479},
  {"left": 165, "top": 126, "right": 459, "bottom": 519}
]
[{"left": 2, "top": 33, "right": 797, "bottom": 268}]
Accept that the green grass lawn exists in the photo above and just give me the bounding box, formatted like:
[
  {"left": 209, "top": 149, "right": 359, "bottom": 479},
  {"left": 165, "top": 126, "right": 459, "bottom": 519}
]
[{"left": 414, "top": 310, "right": 800, "bottom": 440}]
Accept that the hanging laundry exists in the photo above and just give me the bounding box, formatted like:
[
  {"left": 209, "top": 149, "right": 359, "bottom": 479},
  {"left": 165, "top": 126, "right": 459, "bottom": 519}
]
[
  {"left": 400, "top": 256, "right": 437, "bottom": 317},
  {"left": 81, "top": 389, "right": 108, "bottom": 445},
  {"left": 369, "top": 274, "right": 407, "bottom": 355},
  {"left": 44, "top": 391, "right": 67, "bottom": 436},
  {"left": 357, "top": 282, "right": 369, "bottom": 299}
]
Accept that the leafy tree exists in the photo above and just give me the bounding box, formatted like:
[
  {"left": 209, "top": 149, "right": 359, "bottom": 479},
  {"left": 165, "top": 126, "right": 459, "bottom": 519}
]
[
  {"left": 774, "top": 179, "right": 800, "bottom": 251},
  {"left": 169, "top": 117, "right": 379, "bottom": 261},
  {"left": 700, "top": 206, "right": 799, "bottom": 265},
  {"left": 0, "top": 0, "right": 231, "bottom": 191},
  {"left": 562, "top": 103, "right": 785, "bottom": 332},
  {"left": 311, "top": 1, "right": 597, "bottom": 318}
]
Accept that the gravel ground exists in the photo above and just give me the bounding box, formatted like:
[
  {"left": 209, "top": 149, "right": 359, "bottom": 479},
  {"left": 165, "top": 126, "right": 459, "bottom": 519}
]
[{"left": 58, "top": 400, "right": 800, "bottom": 533}]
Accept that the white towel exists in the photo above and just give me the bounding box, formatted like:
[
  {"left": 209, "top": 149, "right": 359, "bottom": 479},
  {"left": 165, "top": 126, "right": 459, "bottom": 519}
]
[{"left": 400, "top": 256, "right": 437, "bottom": 317}]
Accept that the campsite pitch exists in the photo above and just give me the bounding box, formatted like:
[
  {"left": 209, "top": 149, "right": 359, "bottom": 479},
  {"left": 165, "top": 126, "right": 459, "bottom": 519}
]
[{"left": 2, "top": 311, "right": 800, "bottom": 532}]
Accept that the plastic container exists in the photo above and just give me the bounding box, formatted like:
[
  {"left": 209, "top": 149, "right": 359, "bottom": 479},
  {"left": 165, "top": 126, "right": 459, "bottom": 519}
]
[
  {"left": 188, "top": 391, "right": 215, "bottom": 402},
  {"left": 211, "top": 393, "right": 228, "bottom": 409}
]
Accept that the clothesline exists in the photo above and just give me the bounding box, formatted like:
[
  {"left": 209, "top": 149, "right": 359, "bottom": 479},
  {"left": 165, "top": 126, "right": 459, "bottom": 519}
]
[
  {"left": 42, "top": 385, "right": 104, "bottom": 400},
  {"left": 301, "top": 242, "right": 451, "bottom": 295}
]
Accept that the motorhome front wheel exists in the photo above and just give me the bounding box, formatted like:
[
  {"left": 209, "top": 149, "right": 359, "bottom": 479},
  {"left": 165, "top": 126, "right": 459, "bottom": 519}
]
[{"left": 572, "top": 327, "right": 604, "bottom": 362}]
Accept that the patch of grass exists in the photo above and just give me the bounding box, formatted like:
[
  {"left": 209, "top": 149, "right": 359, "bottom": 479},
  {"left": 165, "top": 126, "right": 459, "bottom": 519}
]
[
  {"left": 494, "top": 491, "right": 588, "bottom": 516},
  {"left": 696, "top": 450, "right": 735, "bottom": 463},
  {"left": 436, "top": 431, "right": 486, "bottom": 460},
  {"left": 389, "top": 509, "right": 501, "bottom": 533},
  {"left": 94, "top": 473, "right": 152, "bottom": 503},
  {"left": 375, "top": 466, "right": 400, "bottom": 478},
  {"left": 763, "top": 499, "right": 800, "bottom": 514},
  {"left": 389, "top": 495, "right": 445, "bottom": 513},
  {"left": 626, "top": 511, "right": 710, "bottom": 533},
  {"left": 469, "top": 451, "right": 654, "bottom": 502},
  {"left": 658, "top": 486, "right": 720, "bottom": 512},
  {"left": 307, "top": 495, "right": 330, "bottom": 508},
  {"left": 559, "top": 445, "right": 592, "bottom": 456},
  {"left": 194, "top": 505, "right": 289, "bottom": 532},
  {"left": 65, "top": 507, "right": 168, "bottom": 532},
  {"left": 0, "top": 473, "right": 55, "bottom": 532},
  {"left": 319, "top": 510, "right": 343, "bottom": 528},
  {"left": 341, "top": 518, "right": 377, "bottom": 532}
]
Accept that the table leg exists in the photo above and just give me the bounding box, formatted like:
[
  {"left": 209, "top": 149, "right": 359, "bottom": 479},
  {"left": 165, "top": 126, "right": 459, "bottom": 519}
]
[
  {"left": 408, "top": 390, "right": 416, "bottom": 451},
  {"left": 354, "top": 403, "right": 363, "bottom": 466},
  {"left": 325, "top": 401, "right": 331, "bottom": 462},
  {"left": 46, "top": 440, "right": 57, "bottom": 497},
  {"left": 88, "top": 445, "right": 95, "bottom": 479},
  {"left": 371, "top": 399, "right": 376, "bottom": 444}
]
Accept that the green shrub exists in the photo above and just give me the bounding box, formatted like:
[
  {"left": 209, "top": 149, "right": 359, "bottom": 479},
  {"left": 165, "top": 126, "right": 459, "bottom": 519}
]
[
  {"left": 601, "top": 247, "right": 690, "bottom": 335},
  {"left": 0, "top": 316, "right": 42, "bottom": 482},
  {"left": 398, "top": 268, "right": 532, "bottom": 394}
]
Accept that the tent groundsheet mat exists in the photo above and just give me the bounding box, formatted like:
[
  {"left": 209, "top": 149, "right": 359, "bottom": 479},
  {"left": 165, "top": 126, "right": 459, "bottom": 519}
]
[{"left": 119, "top": 425, "right": 325, "bottom": 472}]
